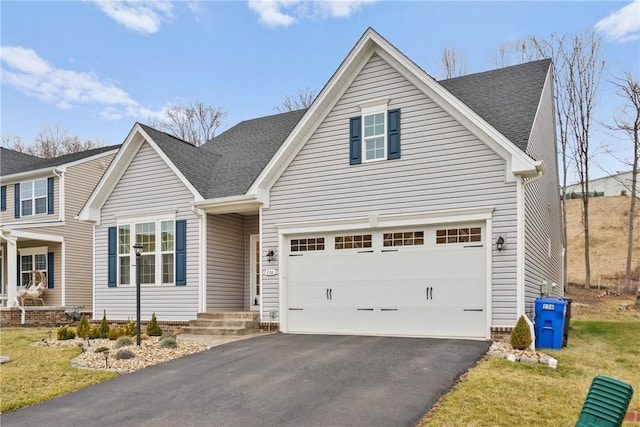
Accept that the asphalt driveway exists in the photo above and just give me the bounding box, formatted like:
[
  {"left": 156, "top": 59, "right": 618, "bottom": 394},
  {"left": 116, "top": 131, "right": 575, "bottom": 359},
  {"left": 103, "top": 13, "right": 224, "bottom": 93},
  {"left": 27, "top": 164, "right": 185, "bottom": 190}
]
[{"left": 2, "top": 334, "right": 490, "bottom": 427}]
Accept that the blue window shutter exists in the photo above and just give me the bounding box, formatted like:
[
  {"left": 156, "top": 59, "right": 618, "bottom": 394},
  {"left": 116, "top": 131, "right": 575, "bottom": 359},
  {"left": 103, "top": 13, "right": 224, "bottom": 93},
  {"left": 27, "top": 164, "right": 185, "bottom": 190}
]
[
  {"left": 47, "top": 252, "right": 54, "bottom": 289},
  {"left": 387, "top": 109, "right": 401, "bottom": 160},
  {"left": 349, "top": 116, "right": 362, "bottom": 165},
  {"left": 47, "top": 177, "right": 54, "bottom": 214},
  {"left": 1, "top": 186, "right": 6, "bottom": 211},
  {"left": 14, "top": 183, "right": 20, "bottom": 218},
  {"left": 175, "top": 220, "right": 186, "bottom": 286},
  {"left": 108, "top": 227, "right": 117, "bottom": 287}
]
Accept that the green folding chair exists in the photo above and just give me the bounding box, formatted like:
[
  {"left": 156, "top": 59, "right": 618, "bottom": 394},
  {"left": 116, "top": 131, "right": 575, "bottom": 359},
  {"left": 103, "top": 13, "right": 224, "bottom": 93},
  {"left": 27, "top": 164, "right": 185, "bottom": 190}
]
[{"left": 576, "top": 375, "right": 634, "bottom": 427}]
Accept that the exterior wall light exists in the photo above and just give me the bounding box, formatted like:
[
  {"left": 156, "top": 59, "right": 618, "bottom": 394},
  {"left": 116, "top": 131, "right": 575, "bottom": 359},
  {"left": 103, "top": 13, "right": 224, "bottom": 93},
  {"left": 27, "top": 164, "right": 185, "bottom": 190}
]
[
  {"left": 496, "top": 236, "right": 505, "bottom": 252},
  {"left": 266, "top": 249, "right": 275, "bottom": 263}
]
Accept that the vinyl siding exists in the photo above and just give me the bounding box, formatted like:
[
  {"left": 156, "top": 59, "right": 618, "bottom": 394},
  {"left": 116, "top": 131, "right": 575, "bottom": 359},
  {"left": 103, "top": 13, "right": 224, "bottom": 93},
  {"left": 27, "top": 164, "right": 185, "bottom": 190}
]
[
  {"left": 524, "top": 69, "right": 564, "bottom": 317},
  {"left": 206, "top": 213, "right": 244, "bottom": 311},
  {"left": 0, "top": 154, "right": 115, "bottom": 308},
  {"left": 95, "top": 142, "right": 200, "bottom": 321},
  {"left": 262, "top": 53, "right": 519, "bottom": 326}
]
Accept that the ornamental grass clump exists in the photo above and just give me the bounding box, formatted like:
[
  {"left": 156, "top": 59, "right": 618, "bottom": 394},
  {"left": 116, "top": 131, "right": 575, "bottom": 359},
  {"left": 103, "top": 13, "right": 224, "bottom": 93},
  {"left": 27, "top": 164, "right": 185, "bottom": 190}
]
[
  {"left": 158, "top": 336, "right": 178, "bottom": 349},
  {"left": 510, "top": 315, "right": 532, "bottom": 350},
  {"left": 146, "top": 312, "right": 163, "bottom": 336},
  {"left": 114, "top": 336, "right": 133, "bottom": 349},
  {"left": 115, "top": 349, "right": 135, "bottom": 360}
]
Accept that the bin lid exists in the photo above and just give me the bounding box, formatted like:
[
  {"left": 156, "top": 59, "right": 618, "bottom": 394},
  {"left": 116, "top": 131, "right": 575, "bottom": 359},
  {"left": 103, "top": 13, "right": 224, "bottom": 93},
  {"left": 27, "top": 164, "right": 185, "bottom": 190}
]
[{"left": 535, "top": 297, "right": 567, "bottom": 305}]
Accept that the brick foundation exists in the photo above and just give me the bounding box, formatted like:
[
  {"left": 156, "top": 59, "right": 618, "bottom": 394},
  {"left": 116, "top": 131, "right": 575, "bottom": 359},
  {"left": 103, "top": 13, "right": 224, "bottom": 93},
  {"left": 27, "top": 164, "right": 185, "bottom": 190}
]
[
  {"left": 490, "top": 326, "right": 514, "bottom": 341},
  {"left": 0, "top": 307, "right": 68, "bottom": 327}
]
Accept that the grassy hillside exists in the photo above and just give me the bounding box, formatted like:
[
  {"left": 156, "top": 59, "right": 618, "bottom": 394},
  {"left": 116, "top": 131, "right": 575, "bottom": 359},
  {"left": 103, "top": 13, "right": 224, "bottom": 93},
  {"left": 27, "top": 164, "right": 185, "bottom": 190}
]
[{"left": 566, "top": 195, "right": 640, "bottom": 288}]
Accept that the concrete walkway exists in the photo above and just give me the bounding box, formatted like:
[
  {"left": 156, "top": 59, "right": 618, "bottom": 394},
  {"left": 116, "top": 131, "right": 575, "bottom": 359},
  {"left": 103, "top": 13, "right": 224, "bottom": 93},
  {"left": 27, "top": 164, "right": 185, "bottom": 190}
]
[{"left": 2, "top": 334, "right": 490, "bottom": 427}]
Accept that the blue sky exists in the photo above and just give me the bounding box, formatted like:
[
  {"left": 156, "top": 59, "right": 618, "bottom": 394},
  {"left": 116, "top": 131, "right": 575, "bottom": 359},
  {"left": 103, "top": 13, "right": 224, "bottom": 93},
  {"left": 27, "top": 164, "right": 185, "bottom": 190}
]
[{"left": 1, "top": 1, "right": 639, "bottom": 179}]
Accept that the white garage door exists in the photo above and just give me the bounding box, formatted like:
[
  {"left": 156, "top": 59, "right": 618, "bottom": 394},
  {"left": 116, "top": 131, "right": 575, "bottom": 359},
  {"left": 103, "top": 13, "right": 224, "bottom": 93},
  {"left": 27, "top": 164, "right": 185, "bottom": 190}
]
[{"left": 284, "top": 225, "right": 487, "bottom": 338}]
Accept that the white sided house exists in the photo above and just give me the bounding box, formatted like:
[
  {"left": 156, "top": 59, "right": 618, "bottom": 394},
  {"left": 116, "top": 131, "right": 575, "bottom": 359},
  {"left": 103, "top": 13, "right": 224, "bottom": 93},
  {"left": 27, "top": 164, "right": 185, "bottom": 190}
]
[{"left": 79, "top": 29, "right": 563, "bottom": 339}]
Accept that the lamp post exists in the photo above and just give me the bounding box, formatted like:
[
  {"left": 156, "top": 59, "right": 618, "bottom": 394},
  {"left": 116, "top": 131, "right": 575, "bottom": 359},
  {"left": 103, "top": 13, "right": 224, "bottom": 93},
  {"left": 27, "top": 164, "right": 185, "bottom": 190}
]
[{"left": 133, "top": 243, "right": 143, "bottom": 346}]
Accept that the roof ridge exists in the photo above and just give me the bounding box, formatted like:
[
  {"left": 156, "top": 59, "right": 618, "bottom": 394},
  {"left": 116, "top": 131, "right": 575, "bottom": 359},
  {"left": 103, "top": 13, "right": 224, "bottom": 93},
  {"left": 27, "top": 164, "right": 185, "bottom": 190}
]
[{"left": 439, "top": 58, "right": 551, "bottom": 83}]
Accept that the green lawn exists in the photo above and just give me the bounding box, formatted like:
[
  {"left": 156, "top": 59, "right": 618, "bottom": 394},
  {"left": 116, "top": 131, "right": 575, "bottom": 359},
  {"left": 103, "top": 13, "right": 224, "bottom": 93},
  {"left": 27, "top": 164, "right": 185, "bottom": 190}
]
[
  {"left": 0, "top": 327, "right": 117, "bottom": 414},
  {"left": 419, "top": 318, "right": 640, "bottom": 426}
]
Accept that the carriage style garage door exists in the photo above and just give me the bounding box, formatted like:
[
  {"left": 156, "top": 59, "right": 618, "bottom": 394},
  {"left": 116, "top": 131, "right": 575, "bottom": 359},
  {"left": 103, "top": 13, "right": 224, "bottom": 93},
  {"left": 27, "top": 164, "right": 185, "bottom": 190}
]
[{"left": 284, "top": 224, "right": 487, "bottom": 338}]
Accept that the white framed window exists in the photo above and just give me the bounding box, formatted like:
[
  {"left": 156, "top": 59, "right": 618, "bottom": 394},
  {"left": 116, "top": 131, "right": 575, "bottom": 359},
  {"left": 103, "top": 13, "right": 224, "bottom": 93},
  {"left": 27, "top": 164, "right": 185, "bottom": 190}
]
[
  {"left": 117, "top": 218, "right": 175, "bottom": 286},
  {"left": 20, "top": 179, "right": 47, "bottom": 216},
  {"left": 363, "top": 112, "right": 386, "bottom": 161},
  {"left": 335, "top": 234, "right": 372, "bottom": 250},
  {"left": 436, "top": 227, "right": 482, "bottom": 244},
  {"left": 19, "top": 247, "right": 48, "bottom": 287},
  {"left": 290, "top": 237, "right": 325, "bottom": 252},
  {"left": 383, "top": 231, "right": 424, "bottom": 247}
]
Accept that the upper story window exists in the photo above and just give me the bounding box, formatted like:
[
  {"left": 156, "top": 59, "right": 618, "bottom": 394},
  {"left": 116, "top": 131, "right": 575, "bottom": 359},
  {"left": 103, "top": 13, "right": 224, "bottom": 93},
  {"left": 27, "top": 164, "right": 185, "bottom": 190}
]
[
  {"left": 21, "top": 179, "right": 47, "bottom": 216},
  {"left": 363, "top": 112, "right": 386, "bottom": 161},
  {"left": 7, "top": 177, "right": 54, "bottom": 218},
  {"left": 349, "top": 98, "right": 400, "bottom": 165}
]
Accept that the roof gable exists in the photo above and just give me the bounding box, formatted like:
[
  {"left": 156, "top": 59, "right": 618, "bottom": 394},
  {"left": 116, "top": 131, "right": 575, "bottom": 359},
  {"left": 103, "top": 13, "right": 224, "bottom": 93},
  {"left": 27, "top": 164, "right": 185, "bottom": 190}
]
[{"left": 249, "top": 28, "right": 544, "bottom": 194}]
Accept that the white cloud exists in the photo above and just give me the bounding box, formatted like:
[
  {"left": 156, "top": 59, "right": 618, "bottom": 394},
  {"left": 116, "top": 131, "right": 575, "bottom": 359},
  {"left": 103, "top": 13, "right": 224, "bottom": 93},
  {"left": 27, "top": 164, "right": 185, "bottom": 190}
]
[
  {"left": 0, "top": 46, "right": 165, "bottom": 121},
  {"left": 248, "top": 0, "right": 375, "bottom": 28},
  {"left": 595, "top": 0, "right": 640, "bottom": 42},
  {"left": 89, "top": 0, "right": 174, "bottom": 34}
]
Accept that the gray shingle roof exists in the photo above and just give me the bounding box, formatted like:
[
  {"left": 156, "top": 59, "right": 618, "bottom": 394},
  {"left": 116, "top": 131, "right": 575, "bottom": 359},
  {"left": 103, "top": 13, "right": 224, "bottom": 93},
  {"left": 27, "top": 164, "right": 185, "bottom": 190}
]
[
  {"left": 199, "top": 109, "right": 307, "bottom": 198},
  {"left": 139, "top": 60, "right": 549, "bottom": 200},
  {"left": 1, "top": 145, "right": 120, "bottom": 177},
  {"left": 137, "top": 124, "right": 222, "bottom": 197},
  {"left": 440, "top": 59, "right": 551, "bottom": 153}
]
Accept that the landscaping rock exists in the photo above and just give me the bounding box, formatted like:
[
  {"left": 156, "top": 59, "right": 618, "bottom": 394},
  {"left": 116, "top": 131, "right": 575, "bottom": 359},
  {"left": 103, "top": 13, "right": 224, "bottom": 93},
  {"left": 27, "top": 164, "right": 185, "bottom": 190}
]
[{"left": 0, "top": 355, "right": 10, "bottom": 364}]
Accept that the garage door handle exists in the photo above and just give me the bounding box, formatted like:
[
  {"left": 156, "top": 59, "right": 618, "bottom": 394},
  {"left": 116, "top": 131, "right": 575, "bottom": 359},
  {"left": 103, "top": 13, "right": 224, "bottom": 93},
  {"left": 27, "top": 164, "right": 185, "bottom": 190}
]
[
  {"left": 426, "top": 287, "right": 433, "bottom": 300},
  {"left": 463, "top": 309, "right": 483, "bottom": 312},
  {"left": 289, "top": 308, "right": 303, "bottom": 311},
  {"left": 326, "top": 288, "right": 333, "bottom": 300}
]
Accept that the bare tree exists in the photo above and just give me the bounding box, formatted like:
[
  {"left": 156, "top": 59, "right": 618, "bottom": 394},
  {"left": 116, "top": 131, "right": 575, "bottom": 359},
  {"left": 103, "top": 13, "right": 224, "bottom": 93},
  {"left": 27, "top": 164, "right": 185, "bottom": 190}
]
[
  {"left": 490, "top": 39, "right": 542, "bottom": 68},
  {"left": 274, "top": 87, "right": 316, "bottom": 113},
  {"left": 563, "top": 31, "right": 605, "bottom": 289},
  {"left": 439, "top": 47, "right": 468, "bottom": 79},
  {"left": 2, "top": 134, "right": 26, "bottom": 153},
  {"left": 2, "top": 124, "right": 102, "bottom": 158},
  {"left": 608, "top": 72, "right": 640, "bottom": 299},
  {"left": 162, "top": 101, "right": 226, "bottom": 146},
  {"left": 492, "top": 31, "right": 604, "bottom": 290}
]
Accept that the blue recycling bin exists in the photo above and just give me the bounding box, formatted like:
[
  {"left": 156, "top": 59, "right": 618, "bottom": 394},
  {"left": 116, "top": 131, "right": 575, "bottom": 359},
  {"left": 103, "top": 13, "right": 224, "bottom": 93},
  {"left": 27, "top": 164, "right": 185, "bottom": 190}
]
[{"left": 535, "top": 297, "right": 567, "bottom": 349}]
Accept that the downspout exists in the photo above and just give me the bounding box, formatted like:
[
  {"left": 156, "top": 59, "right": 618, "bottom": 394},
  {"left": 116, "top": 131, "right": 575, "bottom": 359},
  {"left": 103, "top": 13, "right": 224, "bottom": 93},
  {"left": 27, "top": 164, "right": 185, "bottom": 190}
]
[
  {"left": 52, "top": 168, "right": 65, "bottom": 222},
  {"left": 517, "top": 161, "right": 545, "bottom": 318}
]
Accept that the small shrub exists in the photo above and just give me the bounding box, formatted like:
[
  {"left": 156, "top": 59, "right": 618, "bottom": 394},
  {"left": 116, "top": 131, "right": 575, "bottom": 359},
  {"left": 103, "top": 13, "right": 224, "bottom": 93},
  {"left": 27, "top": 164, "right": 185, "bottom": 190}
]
[
  {"left": 146, "top": 312, "right": 163, "bottom": 336},
  {"left": 510, "top": 315, "right": 533, "bottom": 350},
  {"left": 76, "top": 314, "right": 90, "bottom": 339},
  {"left": 98, "top": 310, "right": 110, "bottom": 339},
  {"left": 114, "top": 336, "right": 133, "bottom": 349},
  {"left": 115, "top": 349, "right": 135, "bottom": 360},
  {"left": 108, "top": 327, "right": 125, "bottom": 341},
  {"left": 88, "top": 325, "right": 100, "bottom": 339},
  {"left": 158, "top": 337, "right": 177, "bottom": 349},
  {"left": 94, "top": 346, "right": 109, "bottom": 353},
  {"left": 123, "top": 320, "right": 137, "bottom": 337},
  {"left": 57, "top": 325, "right": 76, "bottom": 340}
]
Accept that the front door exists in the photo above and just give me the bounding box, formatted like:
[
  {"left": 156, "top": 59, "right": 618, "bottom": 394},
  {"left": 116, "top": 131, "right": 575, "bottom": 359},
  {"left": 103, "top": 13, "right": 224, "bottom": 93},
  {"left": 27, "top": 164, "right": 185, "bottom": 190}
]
[{"left": 250, "top": 235, "right": 260, "bottom": 311}]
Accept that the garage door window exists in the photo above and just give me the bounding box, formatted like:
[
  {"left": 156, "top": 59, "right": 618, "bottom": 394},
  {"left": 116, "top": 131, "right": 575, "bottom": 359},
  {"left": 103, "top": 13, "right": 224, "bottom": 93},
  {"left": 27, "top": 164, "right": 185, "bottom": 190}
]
[
  {"left": 291, "top": 238, "right": 325, "bottom": 252},
  {"left": 383, "top": 231, "right": 424, "bottom": 247},
  {"left": 436, "top": 227, "right": 481, "bottom": 244},
  {"left": 335, "top": 234, "right": 372, "bottom": 249}
]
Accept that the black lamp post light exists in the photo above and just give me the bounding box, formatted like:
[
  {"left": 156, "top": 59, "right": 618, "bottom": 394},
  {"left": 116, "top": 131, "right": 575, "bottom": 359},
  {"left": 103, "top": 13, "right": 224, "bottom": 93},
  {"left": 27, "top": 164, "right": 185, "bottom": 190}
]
[{"left": 133, "top": 243, "right": 144, "bottom": 346}]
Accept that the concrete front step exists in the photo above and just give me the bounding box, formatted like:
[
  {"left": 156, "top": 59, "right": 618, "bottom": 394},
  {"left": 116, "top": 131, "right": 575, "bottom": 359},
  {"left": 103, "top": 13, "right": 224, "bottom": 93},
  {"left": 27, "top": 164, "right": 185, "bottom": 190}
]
[
  {"left": 185, "top": 312, "right": 260, "bottom": 336},
  {"left": 197, "top": 312, "right": 260, "bottom": 321}
]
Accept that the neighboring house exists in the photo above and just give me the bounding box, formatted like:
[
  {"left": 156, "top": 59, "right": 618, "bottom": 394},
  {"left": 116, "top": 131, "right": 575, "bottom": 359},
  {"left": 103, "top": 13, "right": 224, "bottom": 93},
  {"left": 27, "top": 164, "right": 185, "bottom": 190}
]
[
  {"left": 565, "top": 170, "right": 638, "bottom": 198},
  {"left": 79, "top": 29, "right": 563, "bottom": 339},
  {"left": 0, "top": 146, "right": 119, "bottom": 309}
]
